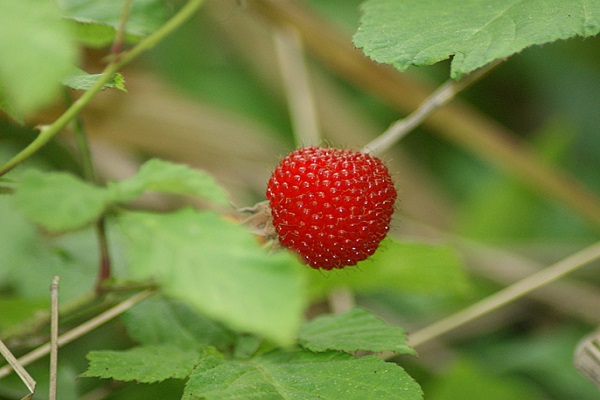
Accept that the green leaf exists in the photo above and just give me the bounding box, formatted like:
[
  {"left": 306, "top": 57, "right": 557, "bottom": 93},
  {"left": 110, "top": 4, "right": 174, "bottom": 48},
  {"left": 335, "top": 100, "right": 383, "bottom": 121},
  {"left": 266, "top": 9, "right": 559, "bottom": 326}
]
[
  {"left": 120, "top": 209, "right": 307, "bottom": 345},
  {"left": 14, "top": 161, "right": 229, "bottom": 232},
  {"left": 0, "top": 93, "right": 24, "bottom": 124},
  {"left": 62, "top": 68, "right": 127, "bottom": 92},
  {"left": 299, "top": 308, "right": 416, "bottom": 355},
  {"left": 0, "top": 197, "right": 98, "bottom": 303},
  {"left": 0, "top": 297, "right": 48, "bottom": 331},
  {"left": 305, "top": 239, "right": 469, "bottom": 301},
  {"left": 184, "top": 348, "right": 423, "bottom": 400},
  {"left": 14, "top": 170, "right": 110, "bottom": 232},
  {"left": 122, "top": 295, "right": 235, "bottom": 351},
  {"left": 112, "top": 159, "right": 229, "bottom": 206},
  {"left": 59, "top": 0, "right": 170, "bottom": 47},
  {"left": 81, "top": 345, "right": 200, "bottom": 383},
  {"left": 354, "top": 0, "right": 600, "bottom": 78},
  {"left": 0, "top": 0, "right": 79, "bottom": 115}
]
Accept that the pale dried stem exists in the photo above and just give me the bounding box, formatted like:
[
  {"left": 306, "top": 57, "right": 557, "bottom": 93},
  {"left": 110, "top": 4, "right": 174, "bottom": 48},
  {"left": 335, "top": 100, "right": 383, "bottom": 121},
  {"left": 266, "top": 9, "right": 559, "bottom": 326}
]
[
  {"left": 327, "top": 287, "right": 356, "bottom": 315},
  {"left": 362, "top": 61, "right": 499, "bottom": 155},
  {"left": 408, "top": 242, "right": 600, "bottom": 348},
  {"left": 273, "top": 26, "right": 321, "bottom": 147},
  {"left": 0, "top": 290, "right": 155, "bottom": 379},
  {"left": 49, "top": 276, "right": 59, "bottom": 400},
  {"left": 0, "top": 340, "right": 36, "bottom": 394}
]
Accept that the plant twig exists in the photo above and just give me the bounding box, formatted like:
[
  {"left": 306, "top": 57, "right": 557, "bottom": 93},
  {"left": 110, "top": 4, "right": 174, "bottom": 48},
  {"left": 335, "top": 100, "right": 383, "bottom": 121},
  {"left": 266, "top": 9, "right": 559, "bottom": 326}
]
[
  {"left": 0, "top": 290, "right": 155, "bottom": 379},
  {"left": 273, "top": 25, "right": 321, "bottom": 147},
  {"left": 49, "top": 277, "right": 59, "bottom": 400},
  {"left": 0, "top": 340, "right": 36, "bottom": 394},
  {"left": 111, "top": 0, "right": 133, "bottom": 56},
  {"left": 64, "top": 90, "right": 114, "bottom": 292},
  {"left": 362, "top": 61, "right": 499, "bottom": 155},
  {"left": 408, "top": 242, "right": 600, "bottom": 348},
  {"left": 0, "top": 0, "right": 205, "bottom": 177}
]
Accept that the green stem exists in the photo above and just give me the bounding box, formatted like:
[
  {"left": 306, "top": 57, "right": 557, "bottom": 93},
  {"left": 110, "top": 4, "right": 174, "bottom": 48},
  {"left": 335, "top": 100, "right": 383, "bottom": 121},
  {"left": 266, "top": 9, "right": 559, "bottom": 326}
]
[{"left": 0, "top": 0, "right": 205, "bottom": 177}]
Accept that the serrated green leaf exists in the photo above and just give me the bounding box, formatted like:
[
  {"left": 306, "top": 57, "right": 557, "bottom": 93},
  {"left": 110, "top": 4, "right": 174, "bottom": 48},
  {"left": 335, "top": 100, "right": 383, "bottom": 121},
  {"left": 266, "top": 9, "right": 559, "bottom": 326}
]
[
  {"left": 354, "top": 0, "right": 600, "bottom": 78},
  {"left": 122, "top": 295, "right": 235, "bottom": 351},
  {"left": 299, "top": 308, "right": 415, "bottom": 355},
  {"left": 0, "top": 0, "right": 79, "bottom": 115},
  {"left": 14, "top": 160, "right": 229, "bottom": 232},
  {"left": 59, "top": 0, "right": 169, "bottom": 47},
  {"left": 62, "top": 68, "right": 127, "bottom": 92},
  {"left": 14, "top": 170, "right": 110, "bottom": 232},
  {"left": 120, "top": 209, "right": 307, "bottom": 345},
  {"left": 305, "top": 239, "right": 469, "bottom": 301},
  {"left": 111, "top": 159, "right": 229, "bottom": 206},
  {"left": 183, "top": 348, "right": 423, "bottom": 400},
  {"left": 81, "top": 345, "right": 200, "bottom": 383}
]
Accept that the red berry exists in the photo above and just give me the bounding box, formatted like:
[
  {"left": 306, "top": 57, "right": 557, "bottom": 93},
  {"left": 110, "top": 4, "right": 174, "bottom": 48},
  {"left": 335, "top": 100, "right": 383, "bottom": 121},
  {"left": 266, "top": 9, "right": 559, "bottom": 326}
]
[{"left": 266, "top": 147, "right": 397, "bottom": 270}]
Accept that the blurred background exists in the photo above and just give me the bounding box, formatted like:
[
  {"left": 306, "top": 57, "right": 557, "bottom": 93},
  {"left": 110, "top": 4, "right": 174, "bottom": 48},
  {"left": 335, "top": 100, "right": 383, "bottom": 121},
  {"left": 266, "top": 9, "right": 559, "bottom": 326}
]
[{"left": 1, "top": 0, "right": 600, "bottom": 398}]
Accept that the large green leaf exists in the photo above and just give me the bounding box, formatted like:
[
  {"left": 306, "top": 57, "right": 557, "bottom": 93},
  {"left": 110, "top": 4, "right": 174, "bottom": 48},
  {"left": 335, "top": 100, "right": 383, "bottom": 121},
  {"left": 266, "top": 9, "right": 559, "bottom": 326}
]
[
  {"left": 111, "top": 158, "right": 230, "bottom": 206},
  {"left": 58, "top": 0, "right": 170, "bottom": 46},
  {"left": 0, "top": 0, "right": 79, "bottom": 115},
  {"left": 14, "top": 169, "right": 110, "bottom": 232},
  {"left": 354, "top": 0, "right": 600, "bottom": 78},
  {"left": 304, "top": 239, "right": 469, "bottom": 301},
  {"left": 120, "top": 209, "right": 307, "bottom": 345},
  {"left": 121, "top": 295, "right": 235, "bottom": 351},
  {"left": 299, "top": 308, "right": 415, "bottom": 355},
  {"left": 183, "top": 348, "right": 422, "bottom": 400},
  {"left": 0, "top": 196, "right": 98, "bottom": 304},
  {"left": 81, "top": 345, "right": 201, "bottom": 383},
  {"left": 14, "top": 160, "right": 229, "bottom": 232}
]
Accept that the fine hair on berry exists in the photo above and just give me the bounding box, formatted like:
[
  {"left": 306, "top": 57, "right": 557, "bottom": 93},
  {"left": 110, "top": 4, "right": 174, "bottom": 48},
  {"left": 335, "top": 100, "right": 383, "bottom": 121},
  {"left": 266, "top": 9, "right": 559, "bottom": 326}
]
[{"left": 266, "top": 147, "right": 397, "bottom": 270}]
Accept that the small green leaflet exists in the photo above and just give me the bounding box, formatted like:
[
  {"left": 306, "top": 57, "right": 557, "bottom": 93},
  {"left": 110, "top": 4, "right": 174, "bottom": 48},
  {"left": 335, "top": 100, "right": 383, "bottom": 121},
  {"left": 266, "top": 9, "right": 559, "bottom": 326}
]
[
  {"left": 62, "top": 68, "right": 126, "bottom": 92},
  {"left": 299, "top": 308, "right": 416, "bottom": 355},
  {"left": 354, "top": 0, "right": 600, "bottom": 78},
  {"left": 14, "top": 159, "right": 228, "bottom": 232},
  {"left": 120, "top": 209, "right": 307, "bottom": 345},
  {"left": 183, "top": 348, "right": 423, "bottom": 400},
  {"left": 81, "top": 345, "right": 200, "bottom": 383}
]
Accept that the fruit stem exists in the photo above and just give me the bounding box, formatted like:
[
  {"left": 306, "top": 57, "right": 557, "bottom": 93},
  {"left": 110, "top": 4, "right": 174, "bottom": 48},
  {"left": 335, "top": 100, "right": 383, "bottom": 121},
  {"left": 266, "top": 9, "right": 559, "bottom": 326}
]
[
  {"left": 0, "top": 0, "right": 206, "bottom": 177},
  {"left": 361, "top": 60, "right": 499, "bottom": 155},
  {"left": 408, "top": 241, "right": 600, "bottom": 348}
]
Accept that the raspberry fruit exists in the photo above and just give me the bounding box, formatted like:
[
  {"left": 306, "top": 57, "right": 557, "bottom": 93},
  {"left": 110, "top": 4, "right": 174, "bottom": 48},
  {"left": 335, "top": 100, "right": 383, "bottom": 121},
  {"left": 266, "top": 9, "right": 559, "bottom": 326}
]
[{"left": 266, "top": 147, "right": 397, "bottom": 270}]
